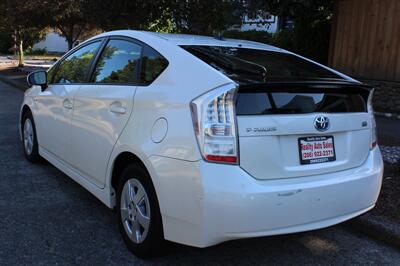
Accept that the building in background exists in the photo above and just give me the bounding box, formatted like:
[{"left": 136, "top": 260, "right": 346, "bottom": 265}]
[{"left": 231, "top": 12, "right": 279, "bottom": 33}]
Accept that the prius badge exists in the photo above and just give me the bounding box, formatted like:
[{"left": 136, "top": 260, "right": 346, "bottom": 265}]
[{"left": 314, "top": 116, "right": 330, "bottom": 132}]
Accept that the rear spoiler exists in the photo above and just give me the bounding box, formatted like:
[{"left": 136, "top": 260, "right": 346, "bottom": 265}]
[{"left": 237, "top": 80, "right": 373, "bottom": 94}]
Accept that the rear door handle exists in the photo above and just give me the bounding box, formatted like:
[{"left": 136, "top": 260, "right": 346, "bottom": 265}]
[
  {"left": 63, "top": 99, "right": 73, "bottom": 109},
  {"left": 109, "top": 101, "right": 126, "bottom": 114}
]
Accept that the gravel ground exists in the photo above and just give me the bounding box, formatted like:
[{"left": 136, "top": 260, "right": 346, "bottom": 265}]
[
  {"left": 1, "top": 80, "right": 399, "bottom": 265},
  {"left": 373, "top": 117, "right": 400, "bottom": 222},
  {"left": 371, "top": 163, "right": 400, "bottom": 222},
  {"left": 376, "top": 116, "right": 400, "bottom": 147},
  {"left": 380, "top": 146, "right": 400, "bottom": 164}
]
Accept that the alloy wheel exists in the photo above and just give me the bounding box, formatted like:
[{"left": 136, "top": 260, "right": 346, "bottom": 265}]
[
  {"left": 23, "top": 118, "right": 34, "bottom": 155},
  {"left": 120, "top": 178, "right": 151, "bottom": 244}
]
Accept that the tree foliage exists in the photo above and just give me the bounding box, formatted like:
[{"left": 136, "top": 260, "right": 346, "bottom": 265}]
[
  {"left": 0, "top": 0, "right": 334, "bottom": 64},
  {"left": 84, "top": 0, "right": 245, "bottom": 35},
  {"left": 0, "top": 0, "right": 247, "bottom": 50},
  {"left": 0, "top": 0, "right": 47, "bottom": 65},
  {"left": 43, "top": 0, "right": 96, "bottom": 50},
  {"left": 85, "top": 0, "right": 170, "bottom": 31},
  {"left": 247, "top": 0, "right": 334, "bottom": 63},
  {"left": 246, "top": 0, "right": 333, "bottom": 22},
  {"left": 170, "top": 0, "right": 245, "bottom": 35}
]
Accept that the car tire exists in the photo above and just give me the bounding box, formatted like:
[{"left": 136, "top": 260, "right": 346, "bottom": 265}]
[
  {"left": 21, "top": 111, "right": 42, "bottom": 163},
  {"left": 117, "top": 164, "right": 167, "bottom": 258}
]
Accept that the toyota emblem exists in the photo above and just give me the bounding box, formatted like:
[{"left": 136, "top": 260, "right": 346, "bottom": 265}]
[{"left": 314, "top": 116, "right": 330, "bottom": 132}]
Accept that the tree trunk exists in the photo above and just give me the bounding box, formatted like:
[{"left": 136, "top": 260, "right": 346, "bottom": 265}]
[
  {"left": 67, "top": 24, "right": 75, "bottom": 50},
  {"left": 14, "top": 30, "right": 17, "bottom": 59},
  {"left": 67, "top": 38, "right": 73, "bottom": 50},
  {"left": 17, "top": 31, "right": 24, "bottom": 67}
]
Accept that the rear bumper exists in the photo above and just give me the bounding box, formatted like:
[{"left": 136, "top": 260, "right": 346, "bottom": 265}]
[{"left": 149, "top": 147, "right": 383, "bottom": 247}]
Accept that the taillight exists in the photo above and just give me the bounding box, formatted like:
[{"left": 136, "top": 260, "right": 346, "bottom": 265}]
[
  {"left": 368, "top": 89, "right": 377, "bottom": 149},
  {"left": 190, "top": 83, "right": 239, "bottom": 164}
]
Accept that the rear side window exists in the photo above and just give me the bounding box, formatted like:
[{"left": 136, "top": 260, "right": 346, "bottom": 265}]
[
  {"left": 140, "top": 45, "right": 168, "bottom": 85},
  {"left": 53, "top": 41, "right": 101, "bottom": 84},
  {"left": 181, "top": 46, "right": 341, "bottom": 83},
  {"left": 93, "top": 39, "right": 142, "bottom": 84},
  {"left": 236, "top": 90, "right": 367, "bottom": 115}
]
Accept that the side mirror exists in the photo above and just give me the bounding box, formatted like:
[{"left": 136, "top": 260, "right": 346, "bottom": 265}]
[{"left": 27, "top": 70, "right": 48, "bottom": 91}]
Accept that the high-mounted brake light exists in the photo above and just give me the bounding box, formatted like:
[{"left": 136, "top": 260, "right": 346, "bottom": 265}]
[
  {"left": 368, "top": 89, "right": 377, "bottom": 149},
  {"left": 190, "top": 84, "right": 239, "bottom": 164}
]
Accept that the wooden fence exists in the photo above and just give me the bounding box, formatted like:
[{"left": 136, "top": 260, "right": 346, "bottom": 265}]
[{"left": 329, "top": 0, "right": 400, "bottom": 82}]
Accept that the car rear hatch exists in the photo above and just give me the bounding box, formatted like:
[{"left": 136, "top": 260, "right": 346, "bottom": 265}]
[{"left": 236, "top": 81, "right": 373, "bottom": 180}]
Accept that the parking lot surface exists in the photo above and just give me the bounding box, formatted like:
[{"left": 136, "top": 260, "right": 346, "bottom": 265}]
[{"left": 0, "top": 81, "right": 399, "bottom": 265}]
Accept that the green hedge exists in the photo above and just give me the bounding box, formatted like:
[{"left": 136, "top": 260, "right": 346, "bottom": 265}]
[{"left": 25, "top": 47, "right": 48, "bottom": 55}]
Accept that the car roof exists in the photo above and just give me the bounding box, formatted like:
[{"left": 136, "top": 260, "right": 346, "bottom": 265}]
[
  {"left": 147, "top": 32, "right": 284, "bottom": 52},
  {"left": 96, "top": 30, "right": 285, "bottom": 53}
]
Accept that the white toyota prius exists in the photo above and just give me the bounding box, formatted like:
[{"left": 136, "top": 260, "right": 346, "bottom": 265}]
[{"left": 20, "top": 30, "right": 383, "bottom": 258}]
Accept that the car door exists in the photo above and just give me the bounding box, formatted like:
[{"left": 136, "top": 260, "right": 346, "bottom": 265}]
[
  {"left": 33, "top": 40, "right": 103, "bottom": 160},
  {"left": 69, "top": 38, "right": 141, "bottom": 188}
]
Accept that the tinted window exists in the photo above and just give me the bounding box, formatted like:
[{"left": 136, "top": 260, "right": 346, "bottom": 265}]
[
  {"left": 140, "top": 45, "right": 168, "bottom": 85},
  {"left": 53, "top": 41, "right": 101, "bottom": 84},
  {"left": 182, "top": 46, "right": 341, "bottom": 83},
  {"left": 93, "top": 39, "right": 141, "bottom": 83},
  {"left": 236, "top": 91, "right": 367, "bottom": 115}
]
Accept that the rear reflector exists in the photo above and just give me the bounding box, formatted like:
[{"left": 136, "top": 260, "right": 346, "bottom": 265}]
[
  {"left": 205, "top": 155, "right": 238, "bottom": 163},
  {"left": 368, "top": 89, "right": 378, "bottom": 150}
]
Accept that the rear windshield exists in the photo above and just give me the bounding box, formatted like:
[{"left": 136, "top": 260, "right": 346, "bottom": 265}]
[
  {"left": 181, "top": 45, "right": 341, "bottom": 83},
  {"left": 236, "top": 87, "right": 368, "bottom": 115}
]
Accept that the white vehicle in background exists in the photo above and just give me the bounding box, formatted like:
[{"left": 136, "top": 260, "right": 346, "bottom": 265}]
[{"left": 21, "top": 30, "right": 383, "bottom": 258}]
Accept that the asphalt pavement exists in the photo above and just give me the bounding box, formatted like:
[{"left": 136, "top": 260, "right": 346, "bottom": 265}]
[{"left": 0, "top": 80, "right": 399, "bottom": 265}]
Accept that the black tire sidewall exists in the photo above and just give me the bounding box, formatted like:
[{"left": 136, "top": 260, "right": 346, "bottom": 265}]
[
  {"left": 21, "top": 111, "right": 41, "bottom": 163},
  {"left": 116, "top": 164, "right": 165, "bottom": 258}
]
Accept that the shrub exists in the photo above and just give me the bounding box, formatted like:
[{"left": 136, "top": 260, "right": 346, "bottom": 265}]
[{"left": 25, "top": 47, "right": 48, "bottom": 55}]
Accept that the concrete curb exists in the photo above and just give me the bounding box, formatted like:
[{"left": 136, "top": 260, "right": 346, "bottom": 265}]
[
  {"left": 375, "top": 111, "right": 400, "bottom": 120},
  {"left": 19, "top": 66, "right": 50, "bottom": 72},
  {"left": 346, "top": 213, "right": 400, "bottom": 249}
]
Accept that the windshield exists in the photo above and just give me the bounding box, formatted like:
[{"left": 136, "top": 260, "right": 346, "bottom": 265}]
[{"left": 181, "top": 45, "right": 342, "bottom": 83}]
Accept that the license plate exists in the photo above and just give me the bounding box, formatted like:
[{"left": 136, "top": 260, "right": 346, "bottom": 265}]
[{"left": 298, "top": 136, "right": 336, "bottom": 165}]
